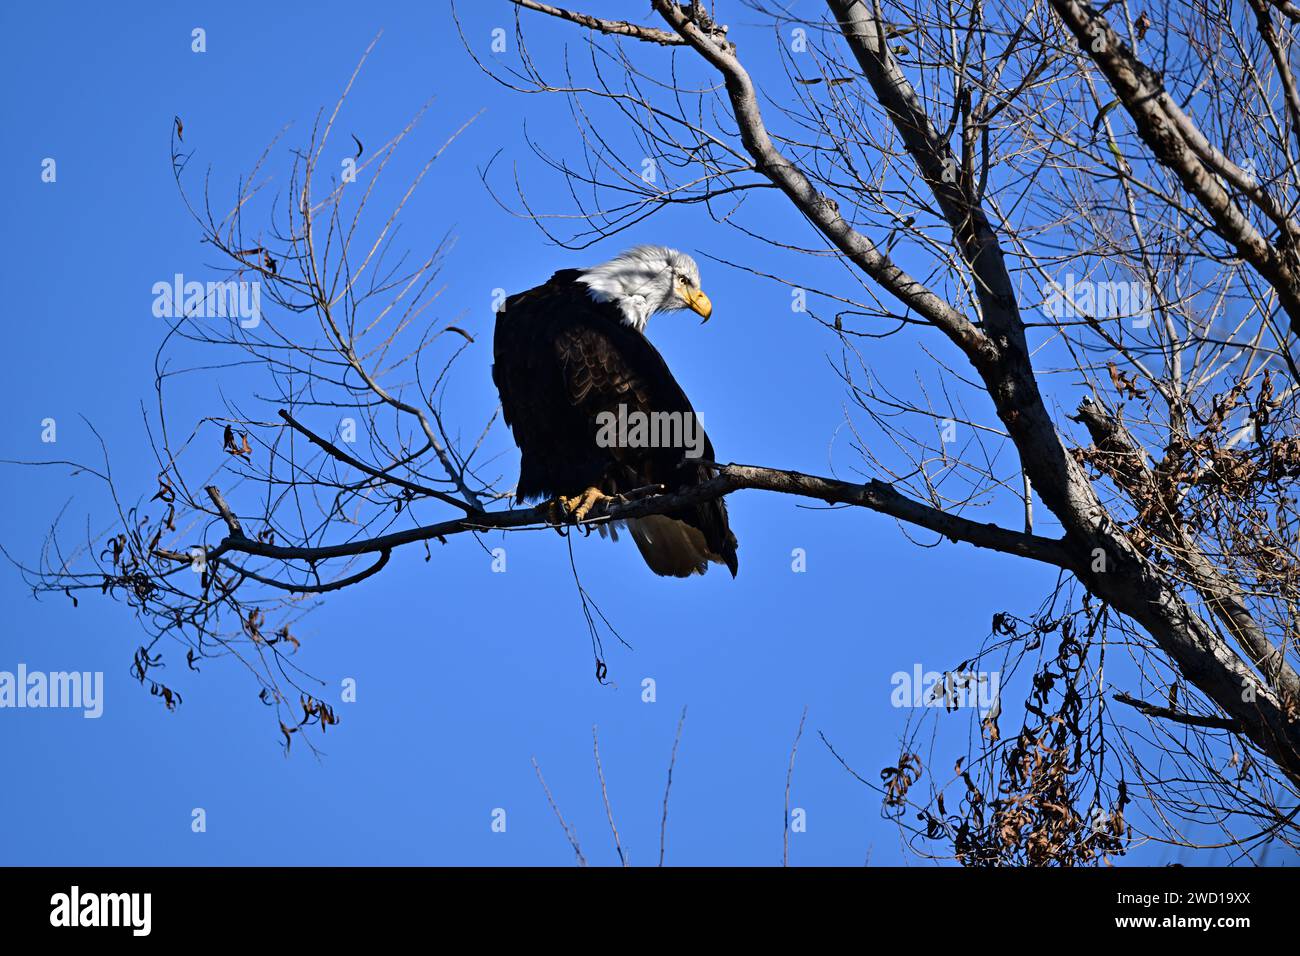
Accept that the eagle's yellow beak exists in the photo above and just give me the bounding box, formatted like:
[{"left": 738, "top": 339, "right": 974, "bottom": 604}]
[{"left": 686, "top": 289, "right": 713, "bottom": 322}]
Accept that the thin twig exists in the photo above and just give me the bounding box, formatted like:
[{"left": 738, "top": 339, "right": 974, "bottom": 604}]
[
  {"left": 784, "top": 706, "right": 808, "bottom": 867},
  {"left": 532, "top": 756, "right": 586, "bottom": 866},
  {"left": 592, "top": 725, "right": 627, "bottom": 866},
  {"left": 659, "top": 705, "right": 687, "bottom": 867}
]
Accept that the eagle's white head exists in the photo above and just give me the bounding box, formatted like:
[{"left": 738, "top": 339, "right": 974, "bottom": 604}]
[{"left": 578, "top": 245, "right": 713, "bottom": 332}]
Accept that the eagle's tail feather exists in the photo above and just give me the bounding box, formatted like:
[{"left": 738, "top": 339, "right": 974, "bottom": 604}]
[{"left": 627, "top": 516, "right": 716, "bottom": 578}]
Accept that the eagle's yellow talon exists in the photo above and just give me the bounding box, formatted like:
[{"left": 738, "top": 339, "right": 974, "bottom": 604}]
[
  {"left": 546, "top": 497, "right": 568, "bottom": 525},
  {"left": 553, "top": 486, "right": 609, "bottom": 523},
  {"left": 577, "top": 488, "right": 611, "bottom": 521}
]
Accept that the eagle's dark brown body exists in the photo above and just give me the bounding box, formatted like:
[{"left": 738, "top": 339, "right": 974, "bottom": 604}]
[{"left": 492, "top": 269, "right": 738, "bottom": 577}]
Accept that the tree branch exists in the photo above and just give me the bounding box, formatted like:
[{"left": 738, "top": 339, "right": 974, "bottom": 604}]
[
  {"left": 825, "top": 0, "right": 1026, "bottom": 356},
  {"left": 277, "top": 409, "right": 476, "bottom": 513},
  {"left": 1072, "top": 397, "right": 1300, "bottom": 702},
  {"left": 1049, "top": 0, "right": 1300, "bottom": 339},
  {"left": 189, "top": 463, "right": 1077, "bottom": 570},
  {"left": 214, "top": 548, "right": 392, "bottom": 595},
  {"left": 649, "top": 0, "right": 992, "bottom": 362},
  {"left": 204, "top": 485, "right": 246, "bottom": 538},
  {"left": 509, "top": 0, "right": 690, "bottom": 46},
  {"left": 1113, "top": 691, "right": 1243, "bottom": 733}
]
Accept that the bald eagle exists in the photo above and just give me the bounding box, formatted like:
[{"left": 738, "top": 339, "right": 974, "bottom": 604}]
[{"left": 492, "top": 245, "right": 739, "bottom": 577}]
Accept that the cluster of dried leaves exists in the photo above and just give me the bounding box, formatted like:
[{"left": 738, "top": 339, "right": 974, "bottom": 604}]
[{"left": 902, "top": 606, "right": 1133, "bottom": 866}]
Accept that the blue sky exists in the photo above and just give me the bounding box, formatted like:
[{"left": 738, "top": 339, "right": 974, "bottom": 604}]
[{"left": 0, "top": 1, "right": 1282, "bottom": 866}]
